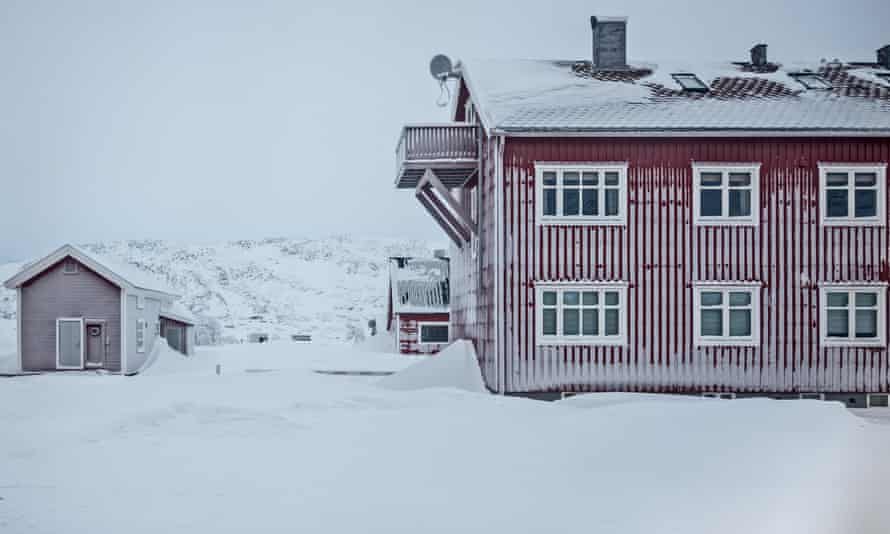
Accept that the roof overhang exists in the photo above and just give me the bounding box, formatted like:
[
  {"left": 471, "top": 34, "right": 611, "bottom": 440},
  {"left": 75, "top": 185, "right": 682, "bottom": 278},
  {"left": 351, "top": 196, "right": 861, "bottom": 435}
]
[
  {"left": 493, "top": 128, "right": 890, "bottom": 138},
  {"left": 3, "top": 244, "right": 180, "bottom": 298},
  {"left": 160, "top": 310, "right": 197, "bottom": 326}
]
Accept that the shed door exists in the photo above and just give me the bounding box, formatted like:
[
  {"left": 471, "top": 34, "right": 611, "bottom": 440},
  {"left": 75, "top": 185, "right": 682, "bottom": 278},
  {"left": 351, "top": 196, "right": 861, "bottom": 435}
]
[
  {"left": 57, "top": 319, "right": 84, "bottom": 369},
  {"left": 85, "top": 324, "right": 104, "bottom": 367}
]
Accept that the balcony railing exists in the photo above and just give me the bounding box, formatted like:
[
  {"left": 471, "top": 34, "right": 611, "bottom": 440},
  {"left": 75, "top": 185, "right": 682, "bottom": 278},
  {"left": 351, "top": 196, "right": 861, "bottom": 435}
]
[{"left": 395, "top": 123, "right": 479, "bottom": 189}]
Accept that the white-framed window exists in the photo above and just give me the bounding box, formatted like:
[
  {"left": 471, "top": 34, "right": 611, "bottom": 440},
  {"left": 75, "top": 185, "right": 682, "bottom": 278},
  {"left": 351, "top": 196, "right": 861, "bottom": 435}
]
[
  {"left": 136, "top": 295, "right": 145, "bottom": 310},
  {"left": 820, "top": 284, "right": 886, "bottom": 347},
  {"left": 136, "top": 319, "right": 147, "bottom": 353},
  {"left": 62, "top": 258, "right": 79, "bottom": 274},
  {"left": 535, "top": 282, "right": 628, "bottom": 345},
  {"left": 693, "top": 284, "right": 761, "bottom": 346},
  {"left": 819, "top": 164, "right": 887, "bottom": 226},
  {"left": 418, "top": 322, "right": 449, "bottom": 344},
  {"left": 535, "top": 163, "right": 628, "bottom": 226},
  {"left": 692, "top": 163, "right": 760, "bottom": 226}
]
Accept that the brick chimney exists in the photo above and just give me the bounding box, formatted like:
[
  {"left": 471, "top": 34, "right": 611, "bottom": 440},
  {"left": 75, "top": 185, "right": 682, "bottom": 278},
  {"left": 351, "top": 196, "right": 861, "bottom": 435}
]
[{"left": 590, "top": 16, "right": 627, "bottom": 69}]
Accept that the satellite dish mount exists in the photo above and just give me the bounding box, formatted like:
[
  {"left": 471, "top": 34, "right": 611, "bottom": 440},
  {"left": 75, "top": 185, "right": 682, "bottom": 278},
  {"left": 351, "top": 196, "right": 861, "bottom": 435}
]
[{"left": 429, "top": 54, "right": 456, "bottom": 107}]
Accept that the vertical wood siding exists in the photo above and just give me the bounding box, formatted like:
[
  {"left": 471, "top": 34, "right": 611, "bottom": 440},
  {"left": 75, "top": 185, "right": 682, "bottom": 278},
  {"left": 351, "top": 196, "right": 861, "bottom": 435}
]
[
  {"left": 20, "top": 257, "right": 122, "bottom": 371},
  {"left": 397, "top": 313, "right": 451, "bottom": 355},
  {"left": 487, "top": 137, "right": 890, "bottom": 394}
]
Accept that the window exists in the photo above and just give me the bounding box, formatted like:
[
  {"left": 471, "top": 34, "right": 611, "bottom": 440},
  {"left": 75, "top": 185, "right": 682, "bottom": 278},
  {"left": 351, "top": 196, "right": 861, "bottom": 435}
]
[
  {"left": 820, "top": 285, "right": 886, "bottom": 346},
  {"left": 464, "top": 99, "right": 476, "bottom": 124},
  {"left": 137, "top": 295, "right": 145, "bottom": 310},
  {"left": 692, "top": 164, "right": 760, "bottom": 225},
  {"left": 62, "top": 259, "right": 79, "bottom": 274},
  {"left": 418, "top": 322, "right": 449, "bottom": 344},
  {"left": 868, "top": 394, "right": 889, "bottom": 408},
  {"left": 535, "top": 163, "right": 627, "bottom": 225},
  {"left": 819, "top": 164, "right": 886, "bottom": 226},
  {"left": 694, "top": 285, "right": 761, "bottom": 346},
  {"left": 791, "top": 73, "right": 832, "bottom": 90},
  {"left": 672, "top": 73, "right": 709, "bottom": 92},
  {"left": 136, "top": 319, "right": 147, "bottom": 353},
  {"left": 536, "top": 283, "right": 628, "bottom": 345}
]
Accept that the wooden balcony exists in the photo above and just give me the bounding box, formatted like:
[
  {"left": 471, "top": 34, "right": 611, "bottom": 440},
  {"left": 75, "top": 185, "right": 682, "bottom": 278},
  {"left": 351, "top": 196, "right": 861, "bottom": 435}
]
[{"left": 395, "top": 123, "right": 479, "bottom": 189}]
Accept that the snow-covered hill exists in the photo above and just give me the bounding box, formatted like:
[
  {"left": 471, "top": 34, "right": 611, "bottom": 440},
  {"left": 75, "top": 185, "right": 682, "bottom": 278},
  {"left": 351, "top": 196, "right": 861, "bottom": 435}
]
[{"left": 0, "top": 236, "right": 439, "bottom": 350}]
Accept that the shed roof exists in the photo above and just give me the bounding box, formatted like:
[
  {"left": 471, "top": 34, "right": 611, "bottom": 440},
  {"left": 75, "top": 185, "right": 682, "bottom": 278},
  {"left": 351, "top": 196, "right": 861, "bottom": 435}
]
[
  {"left": 460, "top": 58, "right": 890, "bottom": 135},
  {"left": 160, "top": 301, "right": 197, "bottom": 326},
  {"left": 389, "top": 257, "right": 450, "bottom": 315},
  {"left": 3, "top": 243, "right": 178, "bottom": 297}
]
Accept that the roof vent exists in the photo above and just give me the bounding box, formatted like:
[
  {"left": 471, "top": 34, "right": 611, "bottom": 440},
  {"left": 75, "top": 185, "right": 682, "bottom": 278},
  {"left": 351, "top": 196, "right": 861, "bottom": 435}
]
[
  {"left": 750, "top": 44, "right": 768, "bottom": 67},
  {"left": 879, "top": 45, "right": 890, "bottom": 69},
  {"left": 590, "top": 16, "right": 628, "bottom": 69}
]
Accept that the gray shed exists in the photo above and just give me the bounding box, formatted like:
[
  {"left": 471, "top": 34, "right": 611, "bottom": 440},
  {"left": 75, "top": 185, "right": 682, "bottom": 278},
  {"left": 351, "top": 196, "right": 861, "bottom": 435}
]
[{"left": 3, "top": 244, "right": 195, "bottom": 374}]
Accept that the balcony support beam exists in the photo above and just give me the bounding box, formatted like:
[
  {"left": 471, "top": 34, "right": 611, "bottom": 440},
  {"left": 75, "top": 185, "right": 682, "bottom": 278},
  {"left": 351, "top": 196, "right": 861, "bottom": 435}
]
[{"left": 417, "top": 170, "right": 478, "bottom": 236}]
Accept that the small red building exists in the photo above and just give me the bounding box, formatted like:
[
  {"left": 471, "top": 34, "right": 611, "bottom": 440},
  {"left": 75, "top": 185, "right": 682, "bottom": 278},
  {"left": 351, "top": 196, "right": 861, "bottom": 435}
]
[
  {"left": 394, "top": 16, "right": 890, "bottom": 405},
  {"left": 386, "top": 256, "right": 450, "bottom": 355}
]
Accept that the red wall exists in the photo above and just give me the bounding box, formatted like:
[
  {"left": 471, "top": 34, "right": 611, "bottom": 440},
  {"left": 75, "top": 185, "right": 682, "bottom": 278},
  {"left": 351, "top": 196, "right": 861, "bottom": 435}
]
[
  {"left": 492, "top": 137, "right": 890, "bottom": 394},
  {"left": 397, "top": 313, "right": 450, "bottom": 355}
]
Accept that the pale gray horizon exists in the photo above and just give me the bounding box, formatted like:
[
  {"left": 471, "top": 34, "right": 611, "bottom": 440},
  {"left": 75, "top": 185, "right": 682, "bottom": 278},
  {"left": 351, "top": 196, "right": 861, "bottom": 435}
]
[{"left": 1, "top": 0, "right": 888, "bottom": 261}]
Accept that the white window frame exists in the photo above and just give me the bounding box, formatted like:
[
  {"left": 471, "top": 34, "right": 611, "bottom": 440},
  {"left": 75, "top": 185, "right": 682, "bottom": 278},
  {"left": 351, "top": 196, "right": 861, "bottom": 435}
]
[
  {"left": 692, "top": 163, "right": 761, "bottom": 226},
  {"left": 136, "top": 319, "right": 148, "bottom": 353},
  {"left": 136, "top": 295, "right": 145, "bottom": 310},
  {"left": 535, "top": 163, "right": 628, "bottom": 226},
  {"left": 818, "top": 163, "right": 887, "bottom": 227},
  {"left": 62, "top": 258, "right": 79, "bottom": 274},
  {"left": 819, "top": 284, "right": 887, "bottom": 347},
  {"left": 417, "top": 321, "right": 450, "bottom": 344},
  {"left": 535, "top": 282, "right": 628, "bottom": 346},
  {"left": 693, "top": 283, "right": 761, "bottom": 347}
]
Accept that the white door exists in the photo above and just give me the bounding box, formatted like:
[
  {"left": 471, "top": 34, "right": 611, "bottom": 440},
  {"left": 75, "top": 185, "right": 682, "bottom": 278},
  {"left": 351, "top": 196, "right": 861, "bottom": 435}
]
[{"left": 56, "top": 318, "right": 84, "bottom": 369}]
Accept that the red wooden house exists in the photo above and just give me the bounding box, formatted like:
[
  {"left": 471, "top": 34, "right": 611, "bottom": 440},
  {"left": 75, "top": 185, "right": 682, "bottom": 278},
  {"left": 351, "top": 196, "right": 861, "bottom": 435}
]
[
  {"left": 393, "top": 16, "right": 890, "bottom": 405},
  {"left": 386, "top": 256, "right": 451, "bottom": 355}
]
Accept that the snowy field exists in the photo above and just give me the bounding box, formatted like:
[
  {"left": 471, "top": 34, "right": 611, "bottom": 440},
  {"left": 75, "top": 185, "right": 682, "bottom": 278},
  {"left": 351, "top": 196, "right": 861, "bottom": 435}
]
[{"left": 2, "top": 341, "right": 889, "bottom": 534}]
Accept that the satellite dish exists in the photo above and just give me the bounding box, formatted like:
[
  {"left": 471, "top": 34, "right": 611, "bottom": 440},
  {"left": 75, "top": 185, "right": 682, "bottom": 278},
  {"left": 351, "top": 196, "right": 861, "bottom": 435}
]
[{"left": 429, "top": 54, "right": 454, "bottom": 81}]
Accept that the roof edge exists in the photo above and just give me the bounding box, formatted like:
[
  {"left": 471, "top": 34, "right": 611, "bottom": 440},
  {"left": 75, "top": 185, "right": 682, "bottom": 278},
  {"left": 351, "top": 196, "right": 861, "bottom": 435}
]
[{"left": 494, "top": 128, "right": 890, "bottom": 138}]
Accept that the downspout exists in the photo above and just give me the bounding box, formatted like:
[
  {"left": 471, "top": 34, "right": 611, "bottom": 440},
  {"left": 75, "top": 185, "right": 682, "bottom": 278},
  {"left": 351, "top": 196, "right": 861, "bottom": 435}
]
[{"left": 494, "top": 135, "right": 506, "bottom": 394}]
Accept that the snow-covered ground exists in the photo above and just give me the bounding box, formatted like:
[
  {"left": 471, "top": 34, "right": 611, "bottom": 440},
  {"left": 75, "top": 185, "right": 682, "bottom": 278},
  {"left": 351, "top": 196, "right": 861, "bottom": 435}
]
[{"left": 2, "top": 341, "right": 889, "bottom": 533}]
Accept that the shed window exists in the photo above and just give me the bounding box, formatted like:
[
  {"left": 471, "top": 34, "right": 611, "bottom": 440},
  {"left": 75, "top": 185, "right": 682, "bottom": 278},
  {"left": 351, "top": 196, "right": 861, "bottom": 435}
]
[
  {"left": 694, "top": 285, "right": 760, "bottom": 346},
  {"left": 820, "top": 164, "right": 886, "bottom": 225},
  {"left": 137, "top": 295, "right": 145, "bottom": 310},
  {"left": 418, "top": 323, "right": 449, "bottom": 344},
  {"left": 136, "top": 319, "right": 148, "bottom": 353},
  {"left": 536, "top": 283, "right": 627, "bottom": 345},
  {"left": 693, "top": 164, "right": 760, "bottom": 226},
  {"left": 672, "top": 73, "right": 709, "bottom": 92},
  {"left": 820, "top": 286, "right": 886, "bottom": 346},
  {"left": 792, "top": 73, "right": 832, "bottom": 90},
  {"left": 536, "top": 163, "right": 627, "bottom": 225},
  {"left": 62, "top": 259, "right": 79, "bottom": 274}
]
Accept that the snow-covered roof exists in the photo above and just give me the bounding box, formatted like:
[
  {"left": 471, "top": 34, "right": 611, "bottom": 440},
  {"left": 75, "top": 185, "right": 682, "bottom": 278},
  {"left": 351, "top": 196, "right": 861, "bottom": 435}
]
[
  {"left": 160, "top": 301, "right": 197, "bottom": 326},
  {"left": 3, "top": 244, "right": 178, "bottom": 297},
  {"left": 460, "top": 58, "right": 890, "bottom": 134},
  {"left": 389, "top": 257, "right": 449, "bottom": 314}
]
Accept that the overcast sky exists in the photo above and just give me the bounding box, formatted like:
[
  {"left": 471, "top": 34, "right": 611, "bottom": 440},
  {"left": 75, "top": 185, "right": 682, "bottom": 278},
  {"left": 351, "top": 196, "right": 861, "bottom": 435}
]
[{"left": 1, "top": 0, "right": 887, "bottom": 261}]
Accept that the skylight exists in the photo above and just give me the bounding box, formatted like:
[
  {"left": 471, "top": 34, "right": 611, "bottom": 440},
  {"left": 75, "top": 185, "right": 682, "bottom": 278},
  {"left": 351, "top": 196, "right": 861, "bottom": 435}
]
[
  {"left": 672, "top": 73, "right": 709, "bottom": 92},
  {"left": 792, "top": 73, "right": 833, "bottom": 90}
]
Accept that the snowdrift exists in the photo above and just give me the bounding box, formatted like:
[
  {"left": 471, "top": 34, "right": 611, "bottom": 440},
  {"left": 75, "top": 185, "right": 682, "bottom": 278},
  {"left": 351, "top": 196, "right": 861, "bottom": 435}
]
[{"left": 377, "top": 339, "right": 487, "bottom": 393}]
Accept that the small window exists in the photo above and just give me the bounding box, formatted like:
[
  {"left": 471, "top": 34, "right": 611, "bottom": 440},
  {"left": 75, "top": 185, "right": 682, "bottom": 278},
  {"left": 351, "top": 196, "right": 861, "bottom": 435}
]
[
  {"left": 536, "top": 163, "right": 628, "bottom": 225},
  {"left": 694, "top": 285, "right": 761, "bottom": 346},
  {"left": 672, "top": 73, "right": 709, "bottom": 92},
  {"left": 62, "top": 259, "right": 79, "bottom": 274},
  {"left": 137, "top": 295, "right": 145, "bottom": 310},
  {"left": 868, "top": 394, "right": 889, "bottom": 408},
  {"left": 536, "top": 283, "right": 628, "bottom": 345},
  {"left": 820, "top": 286, "right": 886, "bottom": 346},
  {"left": 693, "top": 164, "right": 760, "bottom": 226},
  {"left": 136, "top": 319, "right": 147, "bottom": 353},
  {"left": 418, "top": 323, "right": 449, "bottom": 344},
  {"left": 791, "top": 73, "right": 832, "bottom": 90},
  {"left": 819, "top": 164, "right": 886, "bottom": 226}
]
